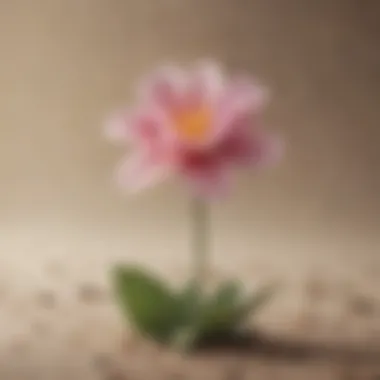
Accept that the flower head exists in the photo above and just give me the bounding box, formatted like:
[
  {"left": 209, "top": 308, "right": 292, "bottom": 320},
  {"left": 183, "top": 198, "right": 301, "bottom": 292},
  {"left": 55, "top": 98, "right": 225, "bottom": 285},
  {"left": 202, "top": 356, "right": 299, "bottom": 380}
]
[{"left": 106, "top": 61, "right": 282, "bottom": 199}]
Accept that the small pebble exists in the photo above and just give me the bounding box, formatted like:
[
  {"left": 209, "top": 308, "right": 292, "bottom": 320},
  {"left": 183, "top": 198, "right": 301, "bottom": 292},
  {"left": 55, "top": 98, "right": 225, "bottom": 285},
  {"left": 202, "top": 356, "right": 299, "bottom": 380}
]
[
  {"left": 77, "top": 283, "right": 107, "bottom": 304},
  {"left": 36, "top": 290, "right": 57, "bottom": 309},
  {"left": 348, "top": 295, "right": 377, "bottom": 317},
  {"left": 92, "top": 353, "right": 114, "bottom": 372},
  {"left": 305, "top": 277, "right": 328, "bottom": 302},
  {"left": 30, "top": 320, "right": 50, "bottom": 336}
]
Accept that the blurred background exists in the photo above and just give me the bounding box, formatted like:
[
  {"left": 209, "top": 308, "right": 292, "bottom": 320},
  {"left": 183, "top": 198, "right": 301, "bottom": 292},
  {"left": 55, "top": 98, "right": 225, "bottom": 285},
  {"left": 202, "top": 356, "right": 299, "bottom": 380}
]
[{"left": 0, "top": 0, "right": 379, "bottom": 379}]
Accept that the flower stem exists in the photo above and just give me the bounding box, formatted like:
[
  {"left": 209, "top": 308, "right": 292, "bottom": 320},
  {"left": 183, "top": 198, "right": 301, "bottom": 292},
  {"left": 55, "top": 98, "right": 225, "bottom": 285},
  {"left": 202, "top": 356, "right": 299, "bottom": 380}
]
[
  {"left": 191, "top": 197, "right": 209, "bottom": 291},
  {"left": 171, "top": 197, "right": 209, "bottom": 350}
]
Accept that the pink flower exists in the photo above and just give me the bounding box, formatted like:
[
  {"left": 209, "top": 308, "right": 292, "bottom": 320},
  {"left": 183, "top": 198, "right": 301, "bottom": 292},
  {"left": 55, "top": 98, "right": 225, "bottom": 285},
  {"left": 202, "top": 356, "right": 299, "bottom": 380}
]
[{"left": 105, "top": 61, "right": 282, "bottom": 199}]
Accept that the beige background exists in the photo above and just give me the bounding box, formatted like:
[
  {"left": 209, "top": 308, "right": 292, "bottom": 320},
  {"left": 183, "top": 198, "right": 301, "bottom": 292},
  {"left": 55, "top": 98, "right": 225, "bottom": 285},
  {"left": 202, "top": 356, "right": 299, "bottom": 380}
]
[{"left": 0, "top": 0, "right": 379, "bottom": 379}]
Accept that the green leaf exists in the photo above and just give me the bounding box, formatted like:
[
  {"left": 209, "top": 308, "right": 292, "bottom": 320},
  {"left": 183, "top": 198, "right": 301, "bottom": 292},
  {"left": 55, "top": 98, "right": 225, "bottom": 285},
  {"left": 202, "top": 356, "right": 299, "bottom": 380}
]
[
  {"left": 198, "top": 282, "right": 277, "bottom": 337},
  {"left": 177, "top": 281, "right": 201, "bottom": 321},
  {"left": 213, "top": 281, "right": 242, "bottom": 309},
  {"left": 170, "top": 281, "right": 203, "bottom": 350},
  {"left": 170, "top": 281, "right": 242, "bottom": 349},
  {"left": 111, "top": 265, "right": 181, "bottom": 343},
  {"left": 200, "top": 281, "right": 243, "bottom": 333},
  {"left": 177, "top": 281, "right": 279, "bottom": 349}
]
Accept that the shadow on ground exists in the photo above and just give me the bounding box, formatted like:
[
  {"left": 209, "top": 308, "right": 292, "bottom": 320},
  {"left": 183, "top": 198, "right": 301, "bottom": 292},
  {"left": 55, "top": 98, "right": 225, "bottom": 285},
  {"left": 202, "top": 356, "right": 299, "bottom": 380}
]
[{"left": 195, "top": 331, "right": 380, "bottom": 365}]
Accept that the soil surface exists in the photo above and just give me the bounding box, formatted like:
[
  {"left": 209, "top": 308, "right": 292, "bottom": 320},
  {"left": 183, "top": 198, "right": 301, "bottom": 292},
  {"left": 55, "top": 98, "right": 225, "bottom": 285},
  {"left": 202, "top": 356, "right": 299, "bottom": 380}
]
[{"left": 93, "top": 333, "right": 380, "bottom": 380}]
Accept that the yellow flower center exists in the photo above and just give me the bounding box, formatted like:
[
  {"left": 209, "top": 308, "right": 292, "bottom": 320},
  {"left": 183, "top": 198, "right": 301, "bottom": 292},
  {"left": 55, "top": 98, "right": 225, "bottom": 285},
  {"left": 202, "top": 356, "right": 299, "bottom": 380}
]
[{"left": 172, "top": 106, "right": 211, "bottom": 143}]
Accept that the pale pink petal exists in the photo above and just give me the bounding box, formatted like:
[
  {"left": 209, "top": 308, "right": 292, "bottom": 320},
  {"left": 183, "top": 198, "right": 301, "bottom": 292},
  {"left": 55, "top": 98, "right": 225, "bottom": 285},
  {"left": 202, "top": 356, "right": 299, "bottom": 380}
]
[
  {"left": 130, "top": 105, "right": 176, "bottom": 149},
  {"left": 138, "top": 66, "right": 186, "bottom": 110},
  {"left": 132, "top": 110, "right": 162, "bottom": 145},
  {"left": 224, "top": 76, "right": 269, "bottom": 114},
  {"left": 116, "top": 152, "right": 171, "bottom": 193},
  {"left": 104, "top": 110, "right": 131, "bottom": 143},
  {"left": 182, "top": 61, "right": 225, "bottom": 108},
  {"left": 212, "top": 78, "right": 269, "bottom": 143},
  {"left": 104, "top": 106, "right": 170, "bottom": 146}
]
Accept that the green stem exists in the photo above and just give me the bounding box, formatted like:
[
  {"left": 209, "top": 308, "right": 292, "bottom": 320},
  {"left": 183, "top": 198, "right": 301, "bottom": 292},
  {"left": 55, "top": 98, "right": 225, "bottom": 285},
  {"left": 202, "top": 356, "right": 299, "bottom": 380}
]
[
  {"left": 172, "top": 198, "right": 209, "bottom": 350},
  {"left": 191, "top": 197, "right": 209, "bottom": 291}
]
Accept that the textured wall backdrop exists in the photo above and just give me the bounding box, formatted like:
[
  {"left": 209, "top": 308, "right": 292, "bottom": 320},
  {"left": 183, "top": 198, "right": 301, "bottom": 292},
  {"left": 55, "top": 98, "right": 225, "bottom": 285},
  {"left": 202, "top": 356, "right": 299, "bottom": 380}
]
[{"left": 0, "top": 0, "right": 379, "bottom": 379}]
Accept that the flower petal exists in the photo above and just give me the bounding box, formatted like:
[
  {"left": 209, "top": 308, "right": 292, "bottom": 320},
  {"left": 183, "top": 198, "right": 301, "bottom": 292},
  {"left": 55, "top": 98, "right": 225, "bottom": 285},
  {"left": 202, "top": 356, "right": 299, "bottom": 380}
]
[
  {"left": 212, "top": 77, "right": 269, "bottom": 143},
  {"left": 116, "top": 152, "right": 171, "bottom": 193},
  {"left": 215, "top": 109, "right": 283, "bottom": 168},
  {"left": 130, "top": 104, "right": 177, "bottom": 150},
  {"left": 104, "top": 110, "right": 131, "bottom": 143},
  {"left": 183, "top": 60, "right": 225, "bottom": 108},
  {"left": 224, "top": 76, "right": 269, "bottom": 114},
  {"left": 218, "top": 130, "right": 257, "bottom": 166},
  {"left": 138, "top": 66, "right": 186, "bottom": 110},
  {"left": 132, "top": 110, "right": 162, "bottom": 145}
]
